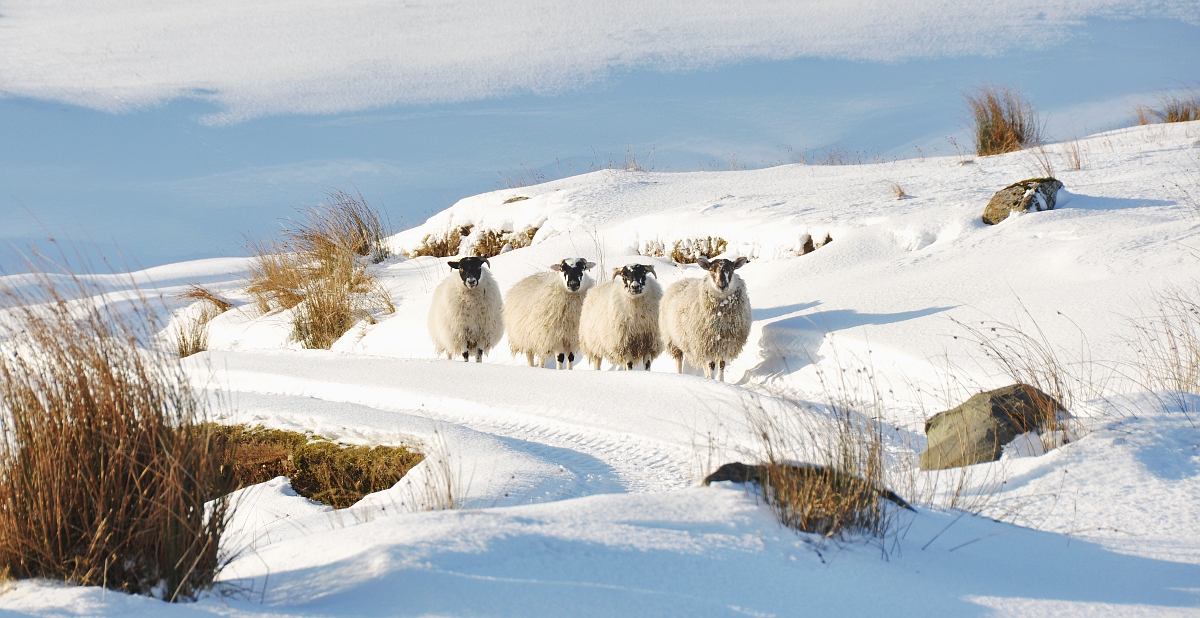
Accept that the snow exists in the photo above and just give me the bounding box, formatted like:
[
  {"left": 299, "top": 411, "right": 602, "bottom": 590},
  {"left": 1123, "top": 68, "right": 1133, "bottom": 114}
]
[
  {"left": 4, "top": 1, "right": 1196, "bottom": 123},
  {"left": 4, "top": 122, "right": 1200, "bottom": 615}
]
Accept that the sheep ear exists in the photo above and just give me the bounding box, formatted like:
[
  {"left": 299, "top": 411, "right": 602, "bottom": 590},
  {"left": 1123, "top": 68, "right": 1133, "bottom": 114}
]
[
  {"left": 550, "top": 263, "right": 564, "bottom": 272},
  {"left": 733, "top": 257, "right": 748, "bottom": 269},
  {"left": 481, "top": 257, "right": 491, "bottom": 268},
  {"left": 585, "top": 261, "right": 596, "bottom": 270},
  {"left": 611, "top": 267, "right": 623, "bottom": 281},
  {"left": 447, "top": 260, "right": 460, "bottom": 270},
  {"left": 696, "top": 257, "right": 711, "bottom": 270},
  {"left": 644, "top": 265, "right": 657, "bottom": 278}
]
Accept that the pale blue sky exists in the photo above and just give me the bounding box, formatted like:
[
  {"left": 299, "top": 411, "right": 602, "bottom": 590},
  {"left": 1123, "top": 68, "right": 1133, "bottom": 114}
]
[{"left": 2, "top": 16, "right": 1197, "bottom": 271}]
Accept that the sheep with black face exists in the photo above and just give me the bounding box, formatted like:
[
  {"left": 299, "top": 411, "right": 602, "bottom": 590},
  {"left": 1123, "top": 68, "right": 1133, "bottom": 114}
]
[
  {"left": 504, "top": 257, "right": 596, "bottom": 369},
  {"left": 578, "top": 263, "right": 663, "bottom": 370},
  {"left": 660, "top": 256, "right": 751, "bottom": 381},
  {"left": 428, "top": 257, "right": 504, "bottom": 362}
]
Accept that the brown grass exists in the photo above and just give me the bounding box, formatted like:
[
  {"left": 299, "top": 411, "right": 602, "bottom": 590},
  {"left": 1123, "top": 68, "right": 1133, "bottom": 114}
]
[
  {"left": 0, "top": 271, "right": 231, "bottom": 601},
  {"left": 1134, "top": 88, "right": 1200, "bottom": 125},
  {"left": 409, "top": 225, "right": 473, "bottom": 258},
  {"left": 965, "top": 84, "right": 1044, "bottom": 156},
  {"left": 743, "top": 365, "right": 907, "bottom": 541},
  {"left": 173, "top": 285, "right": 233, "bottom": 358},
  {"left": 208, "top": 425, "right": 424, "bottom": 510},
  {"left": 1126, "top": 285, "right": 1200, "bottom": 419},
  {"left": 468, "top": 227, "right": 539, "bottom": 258},
  {"left": 641, "top": 236, "right": 729, "bottom": 264},
  {"left": 246, "top": 196, "right": 395, "bottom": 349}
]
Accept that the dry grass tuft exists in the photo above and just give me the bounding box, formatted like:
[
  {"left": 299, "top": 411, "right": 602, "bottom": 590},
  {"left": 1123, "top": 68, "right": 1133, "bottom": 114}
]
[
  {"left": 1134, "top": 88, "right": 1200, "bottom": 125},
  {"left": 173, "top": 285, "right": 233, "bottom": 358},
  {"left": 409, "top": 225, "right": 474, "bottom": 258},
  {"left": 888, "top": 182, "right": 909, "bottom": 200},
  {"left": 641, "top": 236, "right": 729, "bottom": 264},
  {"left": 208, "top": 425, "right": 424, "bottom": 509},
  {"left": 467, "top": 226, "right": 540, "bottom": 258},
  {"left": 743, "top": 362, "right": 910, "bottom": 541},
  {"left": 0, "top": 271, "right": 231, "bottom": 601},
  {"left": 292, "top": 190, "right": 394, "bottom": 264},
  {"left": 246, "top": 195, "right": 395, "bottom": 349},
  {"left": 965, "top": 84, "right": 1044, "bottom": 156},
  {"left": 1126, "top": 285, "right": 1200, "bottom": 418}
]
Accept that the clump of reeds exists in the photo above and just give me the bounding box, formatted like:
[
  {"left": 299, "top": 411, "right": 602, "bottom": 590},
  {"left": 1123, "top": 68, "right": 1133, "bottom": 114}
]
[
  {"left": 0, "top": 271, "right": 231, "bottom": 601},
  {"left": 1126, "top": 285, "right": 1200, "bottom": 418},
  {"left": 207, "top": 424, "right": 424, "bottom": 509},
  {"left": 173, "top": 284, "right": 234, "bottom": 358},
  {"left": 965, "top": 84, "right": 1044, "bottom": 156},
  {"left": 742, "top": 360, "right": 910, "bottom": 541},
  {"left": 1134, "top": 88, "right": 1200, "bottom": 125},
  {"left": 246, "top": 193, "right": 394, "bottom": 349}
]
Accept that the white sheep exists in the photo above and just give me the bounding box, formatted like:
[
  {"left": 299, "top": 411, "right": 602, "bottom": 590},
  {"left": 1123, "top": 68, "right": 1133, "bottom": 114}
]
[
  {"left": 504, "top": 258, "right": 596, "bottom": 369},
  {"left": 660, "top": 257, "right": 752, "bottom": 381},
  {"left": 428, "top": 257, "right": 504, "bottom": 362},
  {"left": 578, "top": 263, "right": 663, "bottom": 370}
]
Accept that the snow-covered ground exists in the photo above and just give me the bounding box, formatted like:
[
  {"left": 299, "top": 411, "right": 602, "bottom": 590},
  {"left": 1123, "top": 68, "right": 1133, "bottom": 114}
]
[{"left": 3, "top": 122, "right": 1200, "bottom": 615}]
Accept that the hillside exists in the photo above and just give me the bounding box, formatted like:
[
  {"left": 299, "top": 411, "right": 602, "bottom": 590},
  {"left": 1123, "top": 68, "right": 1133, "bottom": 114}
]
[{"left": 3, "top": 122, "right": 1200, "bottom": 616}]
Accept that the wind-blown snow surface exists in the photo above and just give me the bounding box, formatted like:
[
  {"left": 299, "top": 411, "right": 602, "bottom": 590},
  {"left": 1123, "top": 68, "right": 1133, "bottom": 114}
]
[
  {"left": 3, "top": 0, "right": 1197, "bottom": 122},
  {"left": 4, "top": 123, "right": 1200, "bottom": 615}
]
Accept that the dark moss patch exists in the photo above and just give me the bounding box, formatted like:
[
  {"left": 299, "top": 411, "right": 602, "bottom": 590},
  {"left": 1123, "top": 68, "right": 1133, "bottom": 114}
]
[{"left": 207, "top": 424, "right": 423, "bottom": 509}]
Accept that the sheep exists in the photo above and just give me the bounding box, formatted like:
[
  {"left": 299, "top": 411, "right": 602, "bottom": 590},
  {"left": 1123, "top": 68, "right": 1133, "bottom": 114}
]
[
  {"left": 504, "top": 257, "right": 597, "bottom": 369},
  {"left": 660, "top": 257, "right": 751, "bottom": 381},
  {"left": 428, "top": 256, "right": 504, "bottom": 362},
  {"left": 578, "top": 263, "right": 663, "bottom": 371}
]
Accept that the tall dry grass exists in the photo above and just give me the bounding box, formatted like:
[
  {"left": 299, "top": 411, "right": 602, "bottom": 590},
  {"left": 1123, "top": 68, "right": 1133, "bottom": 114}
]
[
  {"left": 965, "top": 84, "right": 1044, "bottom": 156},
  {"left": 1127, "top": 285, "right": 1200, "bottom": 419},
  {"left": 0, "top": 271, "right": 231, "bottom": 601},
  {"left": 173, "top": 285, "right": 233, "bottom": 358},
  {"left": 1134, "top": 88, "right": 1200, "bottom": 125},
  {"left": 246, "top": 194, "right": 394, "bottom": 349}
]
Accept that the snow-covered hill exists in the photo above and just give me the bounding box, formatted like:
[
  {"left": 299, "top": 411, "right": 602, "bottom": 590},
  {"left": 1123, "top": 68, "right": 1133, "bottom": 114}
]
[{"left": 3, "top": 122, "right": 1200, "bottom": 616}]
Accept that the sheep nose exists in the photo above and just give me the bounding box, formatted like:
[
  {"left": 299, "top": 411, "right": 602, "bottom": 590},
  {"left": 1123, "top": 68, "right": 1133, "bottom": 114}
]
[
  {"left": 465, "top": 278, "right": 479, "bottom": 288},
  {"left": 568, "top": 281, "right": 580, "bottom": 291}
]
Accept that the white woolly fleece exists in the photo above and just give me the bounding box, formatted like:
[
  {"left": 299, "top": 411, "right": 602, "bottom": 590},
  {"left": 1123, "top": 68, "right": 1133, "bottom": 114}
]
[{"left": 428, "top": 267, "right": 505, "bottom": 359}]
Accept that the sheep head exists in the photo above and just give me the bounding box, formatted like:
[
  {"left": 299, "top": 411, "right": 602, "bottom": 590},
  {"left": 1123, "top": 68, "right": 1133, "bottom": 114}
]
[
  {"left": 695, "top": 257, "right": 747, "bottom": 292},
  {"left": 447, "top": 256, "right": 491, "bottom": 289},
  {"left": 612, "top": 263, "right": 656, "bottom": 296},
  {"left": 550, "top": 258, "right": 596, "bottom": 292}
]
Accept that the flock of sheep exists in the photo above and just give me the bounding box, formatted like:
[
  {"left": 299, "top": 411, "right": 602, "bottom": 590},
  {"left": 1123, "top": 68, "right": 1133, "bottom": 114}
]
[{"left": 427, "top": 255, "right": 753, "bottom": 380}]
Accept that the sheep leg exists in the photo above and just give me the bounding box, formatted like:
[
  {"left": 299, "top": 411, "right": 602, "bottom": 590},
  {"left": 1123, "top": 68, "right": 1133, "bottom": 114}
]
[
  {"left": 626, "top": 361, "right": 633, "bottom": 370},
  {"left": 462, "top": 351, "right": 470, "bottom": 362},
  {"left": 718, "top": 360, "right": 726, "bottom": 382},
  {"left": 644, "top": 359, "right": 652, "bottom": 371},
  {"left": 705, "top": 361, "right": 715, "bottom": 379},
  {"left": 556, "top": 353, "right": 566, "bottom": 370},
  {"left": 526, "top": 352, "right": 535, "bottom": 367},
  {"left": 674, "top": 353, "right": 683, "bottom": 374},
  {"left": 593, "top": 358, "right": 602, "bottom": 371},
  {"left": 476, "top": 348, "right": 483, "bottom": 363},
  {"left": 567, "top": 352, "right": 575, "bottom": 370}
]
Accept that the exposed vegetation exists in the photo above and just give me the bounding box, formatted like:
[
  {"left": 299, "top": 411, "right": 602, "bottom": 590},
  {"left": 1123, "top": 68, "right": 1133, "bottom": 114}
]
[
  {"left": 800, "top": 233, "right": 833, "bottom": 256},
  {"left": 209, "top": 424, "right": 424, "bottom": 509},
  {"left": 0, "top": 271, "right": 230, "bottom": 601},
  {"left": 641, "top": 236, "right": 729, "bottom": 264},
  {"left": 409, "top": 225, "right": 473, "bottom": 258},
  {"left": 1134, "top": 87, "right": 1200, "bottom": 125},
  {"left": 965, "top": 84, "right": 1044, "bottom": 156},
  {"left": 409, "top": 225, "right": 539, "bottom": 259},
  {"left": 173, "top": 284, "right": 233, "bottom": 358},
  {"left": 246, "top": 193, "right": 395, "bottom": 349}
]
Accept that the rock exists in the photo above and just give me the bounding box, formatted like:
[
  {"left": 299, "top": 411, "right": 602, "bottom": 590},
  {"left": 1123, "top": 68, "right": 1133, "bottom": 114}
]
[
  {"left": 982, "top": 178, "right": 1063, "bottom": 225},
  {"left": 703, "top": 461, "right": 914, "bottom": 510},
  {"left": 919, "top": 383, "right": 1067, "bottom": 471}
]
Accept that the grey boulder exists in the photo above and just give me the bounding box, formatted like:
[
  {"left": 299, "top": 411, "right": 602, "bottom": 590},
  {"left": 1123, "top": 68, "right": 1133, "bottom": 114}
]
[
  {"left": 982, "top": 178, "right": 1063, "bottom": 225},
  {"left": 919, "top": 384, "right": 1067, "bottom": 471}
]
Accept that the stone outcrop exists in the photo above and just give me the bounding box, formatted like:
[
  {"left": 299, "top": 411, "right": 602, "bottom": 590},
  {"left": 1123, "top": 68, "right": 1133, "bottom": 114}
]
[
  {"left": 919, "top": 383, "right": 1067, "bottom": 470},
  {"left": 982, "top": 178, "right": 1063, "bottom": 225}
]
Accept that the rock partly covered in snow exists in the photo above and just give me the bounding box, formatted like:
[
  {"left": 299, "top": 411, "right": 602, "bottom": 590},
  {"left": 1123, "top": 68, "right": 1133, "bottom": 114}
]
[
  {"left": 920, "top": 383, "right": 1067, "bottom": 470},
  {"left": 982, "top": 178, "right": 1064, "bottom": 225}
]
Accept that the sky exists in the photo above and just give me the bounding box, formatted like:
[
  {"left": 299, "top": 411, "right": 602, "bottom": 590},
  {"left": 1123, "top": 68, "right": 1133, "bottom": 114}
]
[{"left": 1, "top": 1, "right": 1198, "bottom": 270}]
